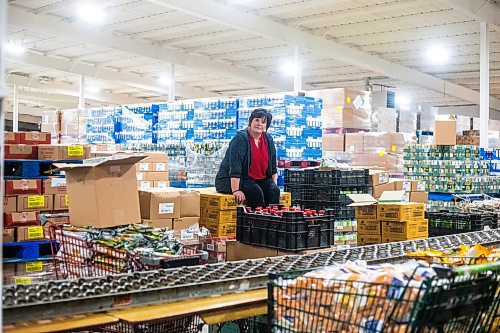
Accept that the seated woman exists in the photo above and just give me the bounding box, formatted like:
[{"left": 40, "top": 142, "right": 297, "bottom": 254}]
[{"left": 215, "top": 108, "right": 280, "bottom": 208}]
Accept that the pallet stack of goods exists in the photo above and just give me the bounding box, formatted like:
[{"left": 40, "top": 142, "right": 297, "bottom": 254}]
[
  {"left": 351, "top": 192, "right": 428, "bottom": 246},
  {"left": 3, "top": 131, "right": 90, "bottom": 285},
  {"left": 284, "top": 168, "right": 371, "bottom": 247},
  {"left": 115, "top": 104, "right": 159, "bottom": 144}
]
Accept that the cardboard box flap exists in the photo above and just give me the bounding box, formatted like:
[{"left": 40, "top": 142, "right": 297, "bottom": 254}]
[
  {"left": 347, "top": 194, "right": 377, "bottom": 206},
  {"left": 54, "top": 155, "right": 145, "bottom": 170},
  {"left": 435, "top": 114, "right": 456, "bottom": 121},
  {"left": 379, "top": 190, "right": 406, "bottom": 203}
]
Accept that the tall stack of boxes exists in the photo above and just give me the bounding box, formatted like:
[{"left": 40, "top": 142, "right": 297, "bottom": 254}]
[
  {"left": 351, "top": 192, "right": 428, "bottom": 246},
  {"left": 200, "top": 190, "right": 238, "bottom": 238},
  {"left": 136, "top": 152, "right": 170, "bottom": 190}
]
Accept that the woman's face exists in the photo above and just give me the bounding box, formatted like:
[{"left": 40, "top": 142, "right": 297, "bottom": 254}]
[{"left": 249, "top": 117, "right": 267, "bottom": 134}]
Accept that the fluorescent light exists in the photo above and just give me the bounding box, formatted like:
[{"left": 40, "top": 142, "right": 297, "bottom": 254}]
[
  {"left": 281, "top": 61, "right": 298, "bottom": 76},
  {"left": 395, "top": 94, "right": 410, "bottom": 107},
  {"left": 85, "top": 86, "right": 101, "bottom": 94},
  {"left": 77, "top": 2, "right": 106, "bottom": 24},
  {"left": 426, "top": 46, "right": 449, "bottom": 65},
  {"left": 158, "top": 75, "right": 171, "bottom": 86},
  {"left": 4, "top": 42, "right": 26, "bottom": 55}
]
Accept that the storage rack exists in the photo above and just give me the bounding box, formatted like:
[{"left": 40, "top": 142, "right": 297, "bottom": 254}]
[{"left": 3, "top": 229, "right": 499, "bottom": 324}]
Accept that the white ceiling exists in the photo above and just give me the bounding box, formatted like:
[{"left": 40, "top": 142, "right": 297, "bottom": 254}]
[{"left": 4, "top": 0, "right": 500, "bottom": 118}]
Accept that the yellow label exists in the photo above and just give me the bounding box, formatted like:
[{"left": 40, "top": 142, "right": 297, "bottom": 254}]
[
  {"left": 337, "top": 106, "right": 342, "bottom": 111},
  {"left": 67, "top": 145, "right": 84, "bottom": 156},
  {"left": 379, "top": 150, "right": 385, "bottom": 157},
  {"left": 15, "top": 277, "right": 33, "bottom": 284},
  {"left": 27, "top": 195, "right": 45, "bottom": 208},
  {"left": 27, "top": 226, "right": 43, "bottom": 239},
  {"left": 346, "top": 97, "right": 351, "bottom": 103},
  {"left": 391, "top": 145, "right": 396, "bottom": 152},
  {"left": 65, "top": 195, "right": 69, "bottom": 206},
  {"left": 26, "top": 261, "right": 43, "bottom": 272}
]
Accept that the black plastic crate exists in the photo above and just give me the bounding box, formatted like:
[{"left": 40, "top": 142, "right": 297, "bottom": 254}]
[
  {"left": 275, "top": 231, "right": 308, "bottom": 250},
  {"left": 307, "top": 224, "right": 321, "bottom": 248}
]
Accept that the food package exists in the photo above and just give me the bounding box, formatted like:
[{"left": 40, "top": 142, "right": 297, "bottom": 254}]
[{"left": 407, "top": 244, "right": 499, "bottom": 266}]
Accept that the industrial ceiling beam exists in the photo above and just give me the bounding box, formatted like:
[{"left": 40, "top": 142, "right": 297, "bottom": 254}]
[
  {"left": 147, "top": 0, "right": 500, "bottom": 113},
  {"left": 8, "top": 6, "right": 297, "bottom": 91},
  {"left": 6, "top": 51, "right": 219, "bottom": 98},
  {"left": 437, "top": 0, "right": 500, "bottom": 26}
]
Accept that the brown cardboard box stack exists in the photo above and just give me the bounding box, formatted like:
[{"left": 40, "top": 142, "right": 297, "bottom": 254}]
[
  {"left": 350, "top": 191, "right": 428, "bottom": 246},
  {"left": 139, "top": 188, "right": 201, "bottom": 245},
  {"left": 457, "top": 129, "right": 480, "bottom": 146},
  {"left": 135, "top": 152, "right": 170, "bottom": 190}
]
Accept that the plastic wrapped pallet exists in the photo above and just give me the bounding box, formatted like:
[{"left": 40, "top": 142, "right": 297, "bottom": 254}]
[
  {"left": 375, "top": 107, "right": 397, "bottom": 132},
  {"left": 41, "top": 110, "right": 60, "bottom": 143},
  {"left": 398, "top": 107, "right": 417, "bottom": 133},
  {"left": 308, "top": 88, "right": 372, "bottom": 130},
  {"left": 86, "top": 107, "right": 118, "bottom": 143},
  {"left": 115, "top": 104, "right": 158, "bottom": 144},
  {"left": 60, "top": 109, "right": 87, "bottom": 144},
  {"left": 419, "top": 106, "right": 438, "bottom": 132},
  {"left": 456, "top": 115, "right": 471, "bottom": 134}
]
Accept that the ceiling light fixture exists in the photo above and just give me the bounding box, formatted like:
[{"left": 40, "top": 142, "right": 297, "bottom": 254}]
[
  {"left": 395, "top": 94, "right": 411, "bottom": 110},
  {"left": 158, "top": 75, "right": 171, "bottom": 86},
  {"left": 281, "top": 61, "right": 298, "bottom": 77},
  {"left": 426, "top": 46, "right": 450, "bottom": 65},
  {"left": 85, "top": 86, "right": 101, "bottom": 94},
  {"left": 77, "top": 2, "right": 106, "bottom": 24},
  {"left": 4, "top": 42, "right": 26, "bottom": 55}
]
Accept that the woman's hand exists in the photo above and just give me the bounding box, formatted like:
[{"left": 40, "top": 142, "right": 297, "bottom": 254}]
[{"left": 233, "top": 190, "right": 246, "bottom": 204}]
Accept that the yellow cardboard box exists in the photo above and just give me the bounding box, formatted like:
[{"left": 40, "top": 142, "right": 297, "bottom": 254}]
[
  {"left": 380, "top": 219, "right": 428, "bottom": 239},
  {"left": 203, "top": 208, "right": 237, "bottom": 224},
  {"left": 377, "top": 203, "right": 424, "bottom": 221},
  {"left": 205, "top": 222, "right": 237, "bottom": 237},
  {"left": 357, "top": 219, "right": 381, "bottom": 235},
  {"left": 201, "top": 193, "right": 237, "bottom": 211},
  {"left": 280, "top": 192, "right": 291, "bottom": 207},
  {"left": 357, "top": 235, "right": 381, "bottom": 246}
]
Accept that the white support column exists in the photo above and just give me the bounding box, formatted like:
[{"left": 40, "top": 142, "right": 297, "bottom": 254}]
[
  {"left": 480, "top": 22, "right": 490, "bottom": 148},
  {"left": 78, "top": 75, "right": 85, "bottom": 109},
  {"left": 168, "top": 63, "right": 175, "bottom": 102},
  {"left": 293, "top": 46, "right": 302, "bottom": 95},
  {"left": 13, "top": 84, "right": 19, "bottom": 132}
]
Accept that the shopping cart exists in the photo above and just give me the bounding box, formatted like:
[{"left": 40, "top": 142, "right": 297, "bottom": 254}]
[
  {"left": 269, "top": 261, "right": 500, "bottom": 333},
  {"left": 49, "top": 226, "right": 207, "bottom": 280}
]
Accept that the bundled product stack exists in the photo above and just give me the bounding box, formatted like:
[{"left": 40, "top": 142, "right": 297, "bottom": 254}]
[
  {"left": 350, "top": 191, "right": 428, "bottom": 246},
  {"left": 284, "top": 168, "right": 370, "bottom": 246},
  {"left": 457, "top": 129, "right": 480, "bottom": 146},
  {"left": 85, "top": 107, "right": 118, "bottom": 143},
  {"left": 194, "top": 98, "right": 238, "bottom": 142},
  {"left": 135, "top": 152, "right": 170, "bottom": 190},
  {"left": 115, "top": 104, "right": 159, "bottom": 144},
  {"left": 3, "top": 131, "right": 90, "bottom": 285},
  {"left": 156, "top": 101, "right": 195, "bottom": 142}
]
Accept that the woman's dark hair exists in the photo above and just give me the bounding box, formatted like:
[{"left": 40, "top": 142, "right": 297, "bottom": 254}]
[{"left": 248, "top": 108, "right": 272, "bottom": 129}]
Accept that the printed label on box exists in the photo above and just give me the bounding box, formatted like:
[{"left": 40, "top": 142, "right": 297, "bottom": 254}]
[
  {"left": 402, "top": 182, "right": 412, "bottom": 191},
  {"left": 26, "top": 261, "right": 43, "bottom": 272},
  {"left": 51, "top": 178, "right": 66, "bottom": 187},
  {"left": 380, "top": 173, "right": 389, "bottom": 183},
  {"left": 158, "top": 203, "right": 174, "bottom": 214},
  {"left": 155, "top": 163, "right": 166, "bottom": 171},
  {"left": 138, "top": 163, "right": 149, "bottom": 171},
  {"left": 417, "top": 181, "right": 426, "bottom": 191},
  {"left": 140, "top": 181, "right": 151, "bottom": 189},
  {"left": 157, "top": 181, "right": 168, "bottom": 189},
  {"left": 107, "top": 144, "right": 116, "bottom": 151},
  {"left": 67, "top": 145, "right": 84, "bottom": 156},
  {"left": 65, "top": 195, "right": 69, "bottom": 206},
  {"left": 136, "top": 173, "right": 144, "bottom": 180},
  {"left": 27, "top": 195, "right": 45, "bottom": 208},
  {"left": 206, "top": 244, "right": 215, "bottom": 251},
  {"left": 353, "top": 95, "right": 362, "bottom": 109},
  {"left": 15, "top": 277, "right": 33, "bottom": 284},
  {"left": 28, "top": 226, "right": 43, "bottom": 239},
  {"left": 181, "top": 229, "right": 195, "bottom": 240}
]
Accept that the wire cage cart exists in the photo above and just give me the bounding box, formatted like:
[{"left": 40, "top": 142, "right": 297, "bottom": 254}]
[
  {"left": 97, "top": 315, "right": 205, "bottom": 333},
  {"left": 269, "top": 261, "right": 500, "bottom": 333},
  {"left": 49, "top": 226, "right": 207, "bottom": 280}
]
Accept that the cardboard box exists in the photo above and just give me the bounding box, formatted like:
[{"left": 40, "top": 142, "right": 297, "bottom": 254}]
[
  {"left": 136, "top": 162, "right": 151, "bottom": 172},
  {"left": 152, "top": 162, "right": 168, "bottom": 172},
  {"left": 369, "top": 171, "right": 389, "bottom": 186},
  {"left": 141, "top": 218, "right": 173, "bottom": 229},
  {"left": 54, "top": 155, "right": 144, "bottom": 228},
  {"left": 42, "top": 216, "right": 70, "bottom": 235},
  {"left": 206, "top": 222, "right": 236, "bottom": 237},
  {"left": 5, "top": 132, "right": 21, "bottom": 144},
  {"left": 20, "top": 132, "right": 51, "bottom": 145},
  {"left": 5, "top": 179, "right": 42, "bottom": 195},
  {"left": 409, "top": 191, "right": 429, "bottom": 203},
  {"left": 144, "top": 172, "right": 169, "bottom": 181},
  {"left": 203, "top": 208, "right": 237, "bottom": 224},
  {"left": 53, "top": 194, "right": 69, "bottom": 211},
  {"left": 5, "top": 144, "right": 38, "bottom": 159},
  {"left": 173, "top": 217, "right": 200, "bottom": 231},
  {"left": 142, "top": 152, "right": 169, "bottom": 163},
  {"left": 180, "top": 190, "right": 200, "bottom": 217},
  {"left": 280, "top": 192, "right": 292, "bottom": 207},
  {"left": 226, "top": 241, "right": 279, "bottom": 261},
  {"left": 322, "top": 133, "right": 344, "bottom": 151},
  {"left": 4, "top": 212, "right": 40, "bottom": 228},
  {"left": 17, "top": 195, "right": 53, "bottom": 212},
  {"left": 434, "top": 115, "right": 457, "bottom": 145},
  {"left": 154, "top": 181, "right": 170, "bottom": 189},
  {"left": 381, "top": 219, "right": 428, "bottom": 239},
  {"left": 4, "top": 196, "right": 17, "bottom": 213},
  {"left": 357, "top": 235, "right": 381, "bottom": 246},
  {"left": 139, "top": 189, "right": 181, "bottom": 220},
  {"left": 43, "top": 178, "right": 67, "bottom": 195},
  {"left": 16, "top": 225, "right": 45, "bottom": 242},
  {"left": 137, "top": 181, "right": 153, "bottom": 190},
  {"left": 3, "top": 228, "right": 15, "bottom": 243},
  {"left": 173, "top": 217, "right": 200, "bottom": 244},
  {"left": 394, "top": 180, "right": 426, "bottom": 192},
  {"left": 377, "top": 203, "right": 425, "bottom": 221},
  {"left": 372, "top": 181, "right": 395, "bottom": 199},
  {"left": 382, "top": 234, "right": 429, "bottom": 243},
  {"left": 38, "top": 144, "right": 91, "bottom": 160},
  {"left": 357, "top": 219, "right": 381, "bottom": 235},
  {"left": 201, "top": 193, "right": 237, "bottom": 211},
  {"left": 344, "top": 133, "right": 364, "bottom": 152}
]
